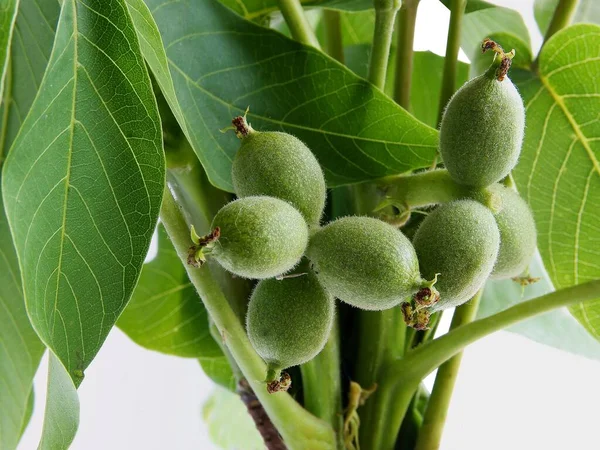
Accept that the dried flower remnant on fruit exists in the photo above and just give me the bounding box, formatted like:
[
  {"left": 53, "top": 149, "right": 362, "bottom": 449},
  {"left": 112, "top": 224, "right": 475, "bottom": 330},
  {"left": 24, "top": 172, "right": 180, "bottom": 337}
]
[
  {"left": 512, "top": 276, "right": 541, "bottom": 286},
  {"left": 232, "top": 114, "right": 253, "bottom": 138},
  {"left": 266, "top": 372, "right": 292, "bottom": 394},
  {"left": 481, "top": 37, "right": 515, "bottom": 81},
  {"left": 187, "top": 226, "right": 220, "bottom": 267}
]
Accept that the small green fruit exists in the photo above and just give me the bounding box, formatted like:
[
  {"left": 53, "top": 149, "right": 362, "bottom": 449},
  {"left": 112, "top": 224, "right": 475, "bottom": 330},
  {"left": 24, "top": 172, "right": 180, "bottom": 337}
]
[
  {"left": 246, "top": 271, "right": 334, "bottom": 378},
  {"left": 307, "top": 216, "right": 429, "bottom": 310},
  {"left": 231, "top": 115, "right": 326, "bottom": 226},
  {"left": 413, "top": 200, "right": 500, "bottom": 310},
  {"left": 486, "top": 184, "right": 537, "bottom": 279},
  {"left": 440, "top": 65, "right": 525, "bottom": 187},
  {"left": 210, "top": 196, "right": 308, "bottom": 279}
]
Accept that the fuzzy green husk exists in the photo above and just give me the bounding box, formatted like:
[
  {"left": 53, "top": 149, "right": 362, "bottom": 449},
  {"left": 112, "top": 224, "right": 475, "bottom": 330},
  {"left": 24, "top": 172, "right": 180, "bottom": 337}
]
[
  {"left": 211, "top": 196, "right": 308, "bottom": 279},
  {"left": 246, "top": 271, "right": 335, "bottom": 370},
  {"left": 232, "top": 131, "right": 326, "bottom": 226},
  {"left": 413, "top": 200, "right": 500, "bottom": 310},
  {"left": 485, "top": 184, "right": 537, "bottom": 279},
  {"left": 440, "top": 73, "right": 525, "bottom": 187},
  {"left": 307, "top": 216, "right": 423, "bottom": 310}
]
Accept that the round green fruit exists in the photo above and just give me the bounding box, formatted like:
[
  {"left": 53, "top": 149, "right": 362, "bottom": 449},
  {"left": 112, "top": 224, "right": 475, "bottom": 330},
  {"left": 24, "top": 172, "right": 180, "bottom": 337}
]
[
  {"left": 246, "top": 271, "right": 335, "bottom": 377},
  {"left": 231, "top": 116, "right": 326, "bottom": 226},
  {"left": 413, "top": 200, "right": 500, "bottom": 310},
  {"left": 485, "top": 184, "right": 537, "bottom": 279},
  {"left": 307, "top": 216, "right": 429, "bottom": 310},
  {"left": 439, "top": 66, "right": 525, "bottom": 187},
  {"left": 210, "top": 196, "right": 308, "bottom": 279}
]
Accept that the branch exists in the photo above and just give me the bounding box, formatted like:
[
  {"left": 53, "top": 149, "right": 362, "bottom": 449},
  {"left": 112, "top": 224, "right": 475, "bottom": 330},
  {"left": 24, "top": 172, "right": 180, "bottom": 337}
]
[
  {"left": 323, "top": 9, "right": 344, "bottom": 63},
  {"left": 414, "top": 291, "right": 482, "bottom": 450},
  {"left": 376, "top": 279, "right": 600, "bottom": 450},
  {"left": 276, "top": 0, "right": 321, "bottom": 49},
  {"left": 368, "top": 0, "right": 400, "bottom": 89},
  {"left": 160, "top": 187, "right": 336, "bottom": 449},
  {"left": 393, "top": 0, "right": 420, "bottom": 108}
]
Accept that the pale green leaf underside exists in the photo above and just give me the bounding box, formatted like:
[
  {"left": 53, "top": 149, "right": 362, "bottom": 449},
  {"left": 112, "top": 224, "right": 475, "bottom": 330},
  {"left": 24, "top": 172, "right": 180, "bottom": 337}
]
[
  {"left": 202, "top": 387, "right": 264, "bottom": 450},
  {"left": 139, "top": 0, "right": 438, "bottom": 191},
  {"left": 219, "top": 0, "right": 372, "bottom": 20},
  {"left": 118, "top": 225, "right": 222, "bottom": 358},
  {"left": 0, "top": 0, "right": 60, "bottom": 155},
  {"left": 199, "top": 355, "right": 237, "bottom": 391},
  {"left": 2, "top": 0, "right": 165, "bottom": 382},
  {"left": 513, "top": 24, "right": 600, "bottom": 339},
  {"left": 38, "top": 353, "right": 79, "bottom": 450},
  {"left": 480, "top": 252, "right": 600, "bottom": 360}
]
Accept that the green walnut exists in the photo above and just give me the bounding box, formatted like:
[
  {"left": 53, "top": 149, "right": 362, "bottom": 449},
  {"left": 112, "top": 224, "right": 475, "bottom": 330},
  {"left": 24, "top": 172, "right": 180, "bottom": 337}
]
[
  {"left": 413, "top": 200, "right": 500, "bottom": 310},
  {"left": 209, "top": 196, "right": 308, "bottom": 279},
  {"left": 246, "top": 270, "right": 334, "bottom": 390},
  {"left": 485, "top": 184, "right": 537, "bottom": 279},
  {"left": 307, "top": 216, "right": 435, "bottom": 311},
  {"left": 231, "top": 115, "right": 326, "bottom": 226},
  {"left": 439, "top": 58, "right": 525, "bottom": 187}
]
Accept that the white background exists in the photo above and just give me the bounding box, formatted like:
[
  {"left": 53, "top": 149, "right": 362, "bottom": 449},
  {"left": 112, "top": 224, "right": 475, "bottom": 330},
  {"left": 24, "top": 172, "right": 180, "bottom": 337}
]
[{"left": 18, "top": 1, "right": 600, "bottom": 449}]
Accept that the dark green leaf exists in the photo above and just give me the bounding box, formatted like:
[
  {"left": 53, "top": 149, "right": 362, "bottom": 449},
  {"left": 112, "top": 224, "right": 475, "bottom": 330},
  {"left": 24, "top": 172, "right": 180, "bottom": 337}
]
[
  {"left": 480, "top": 253, "right": 600, "bottom": 359},
  {"left": 133, "top": 0, "right": 438, "bottom": 190},
  {"left": 38, "top": 353, "right": 79, "bottom": 450},
  {"left": 0, "top": 0, "right": 61, "bottom": 154},
  {"left": 119, "top": 225, "right": 222, "bottom": 358},
  {"left": 0, "top": 0, "right": 17, "bottom": 100},
  {"left": 202, "top": 387, "right": 264, "bottom": 449},
  {"left": 2, "top": 0, "right": 165, "bottom": 382},
  {"left": 534, "top": 0, "right": 600, "bottom": 36},
  {"left": 513, "top": 24, "right": 600, "bottom": 339},
  {"left": 219, "top": 0, "right": 373, "bottom": 20}
]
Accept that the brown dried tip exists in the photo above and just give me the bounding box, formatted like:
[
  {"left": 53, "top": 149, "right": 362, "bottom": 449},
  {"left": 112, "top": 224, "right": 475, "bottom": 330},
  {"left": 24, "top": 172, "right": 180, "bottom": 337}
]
[
  {"left": 232, "top": 115, "right": 252, "bottom": 138},
  {"left": 198, "top": 227, "right": 220, "bottom": 246},
  {"left": 187, "top": 246, "right": 202, "bottom": 267},
  {"left": 482, "top": 38, "right": 503, "bottom": 55},
  {"left": 496, "top": 56, "right": 513, "bottom": 81},
  {"left": 266, "top": 372, "right": 292, "bottom": 394},
  {"left": 414, "top": 287, "right": 440, "bottom": 307}
]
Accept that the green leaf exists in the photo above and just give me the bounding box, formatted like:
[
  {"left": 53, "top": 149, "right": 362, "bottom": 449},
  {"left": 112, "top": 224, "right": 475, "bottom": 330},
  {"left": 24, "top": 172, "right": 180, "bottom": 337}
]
[
  {"left": 409, "top": 52, "right": 469, "bottom": 128},
  {"left": 479, "top": 253, "right": 600, "bottom": 360},
  {"left": 459, "top": 3, "right": 531, "bottom": 62},
  {"left": 1, "top": 0, "right": 165, "bottom": 382},
  {"left": 202, "top": 387, "right": 264, "bottom": 450},
  {"left": 118, "top": 225, "right": 223, "bottom": 358},
  {"left": 133, "top": 0, "right": 438, "bottom": 191},
  {"left": 512, "top": 24, "right": 600, "bottom": 339},
  {"left": 199, "top": 355, "right": 237, "bottom": 391},
  {"left": 38, "top": 353, "right": 79, "bottom": 450},
  {"left": 0, "top": 0, "right": 61, "bottom": 155},
  {"left": 315, "top": 10, "right": 374, "bottom": 46},
  {"left": 0, "top": 193, "right": 45, "bottom": 449},
  {"left": 219, "top": 0, "right": 373, "bottom": 20},
  {"left": 534, "top": 0, "right": 600, "bottom": 36},
  {"left": 0, "top": 0, "right": 18, "bottom": 100}
]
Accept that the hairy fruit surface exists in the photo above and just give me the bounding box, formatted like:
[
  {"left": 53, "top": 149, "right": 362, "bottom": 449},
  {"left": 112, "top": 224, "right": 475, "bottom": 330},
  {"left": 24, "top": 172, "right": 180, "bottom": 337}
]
[
  {"left": 440, "top": 69, "right": 525, "bottom": 187},
  {"left": 307, "top": 216, "right": 424, "bottom": 310},
  {"left": 413, "top": 200, "right": 500, "bottom": 310},
  {"left": 246, "top": 271, "right": 335, "bottom": 374},
  {"left": 210, "top": 196, "right": 308, "bottom": 279}
]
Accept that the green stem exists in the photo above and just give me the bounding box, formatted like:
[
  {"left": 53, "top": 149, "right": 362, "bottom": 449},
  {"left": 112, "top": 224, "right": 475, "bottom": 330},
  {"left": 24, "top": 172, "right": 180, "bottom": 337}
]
[
  {"left": 393, "top": 0, "right": 420, "bottom": 108},
  {"left": 368, "top": 0, "right": 400, "bottom": 89},
  {"left": 383, "top": 169, "right": 475, "bottom": 209},
  {"left": 324, "top": 9, "right": 344, "bottom": 63},
  {"left": 276, "top": 0, "right": 321, "bottom": 49},
  {"left": 414, "top": 291, "right": 482, "bottom": 450},
  {"left": 160, "top": 187, "right": 336, "bottom": 450},
  {"left": 541, "top": 0, "right": 579, "bottom": 49},
  {"left": 377, "top": 279, "right": 600, "bottom": 450},
  {"left": 437, "top": 0, "right": 466, "bottom": 126},
  {"left": 300, "top": 317, "right": 343, "bottom": 446}
]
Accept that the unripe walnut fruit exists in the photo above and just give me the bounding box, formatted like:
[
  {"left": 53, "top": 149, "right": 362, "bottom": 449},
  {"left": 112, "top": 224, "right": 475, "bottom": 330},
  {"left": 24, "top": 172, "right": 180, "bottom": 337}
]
[
  {"left": 246, "top": 271, "right": 334, "bottom": 377},
  {"left": 210, "top": 196, "right": 308, "bottom": 279},
  {"left": 413, "top": 200, "right": 500, "bottom": 310},
  {"left": 231, "top": 116, "right": 326, "bottom": 226},
  {"left": 484, "top": 184, "right": 537, "bottom": 279},
  {"left": 307, "top": 216, "right": 431, "bottom": 310},
  {"left": 440, "top": 65, "right": 525, "bottom": 187}
]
